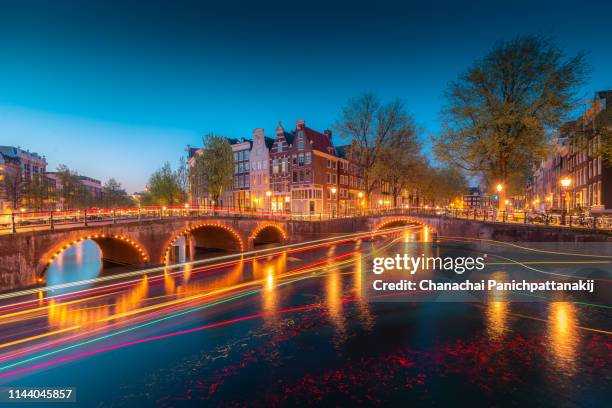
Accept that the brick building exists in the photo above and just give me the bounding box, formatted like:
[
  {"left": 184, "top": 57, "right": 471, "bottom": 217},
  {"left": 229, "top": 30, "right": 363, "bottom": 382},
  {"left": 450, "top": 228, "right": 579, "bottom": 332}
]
[
  {"left": 288, "top": 120, "right": 339, "bottom": 216},
  {"left": 269, "top": 122, "right": 294, "bottom": 212},
  {"left": 527, "top": 90, "right": 612, "bottom": 215},
  {"left": 249, "top": 128, "right": 274, "bottom": 210}
]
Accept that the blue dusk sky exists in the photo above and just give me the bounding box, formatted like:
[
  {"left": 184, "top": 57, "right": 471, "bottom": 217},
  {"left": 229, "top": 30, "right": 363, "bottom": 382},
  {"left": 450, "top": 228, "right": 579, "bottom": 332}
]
[{"left": 1, "top": 0, "right": 610, "bottom": 192}]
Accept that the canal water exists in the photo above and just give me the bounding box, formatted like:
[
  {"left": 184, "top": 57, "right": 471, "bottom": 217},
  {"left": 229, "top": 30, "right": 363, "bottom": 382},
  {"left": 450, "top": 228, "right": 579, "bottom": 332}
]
[{"left": 12, "top": 231, "right": 612, "bottom": 407}]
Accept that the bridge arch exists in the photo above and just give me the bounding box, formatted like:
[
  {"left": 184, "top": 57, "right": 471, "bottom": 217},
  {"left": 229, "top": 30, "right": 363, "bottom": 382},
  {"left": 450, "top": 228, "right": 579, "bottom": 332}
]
[
  {"left": 249, "top": 222, "right": 287, "bottom": 247},
  {"left": 372, "top": 216, "right": 430, "bottom": 232},
  {"left": 40, "top": 234, "right": 149, "bottom": 279},
  {"left": 162, "top": 222, "right": 245, "bottom": 263}
]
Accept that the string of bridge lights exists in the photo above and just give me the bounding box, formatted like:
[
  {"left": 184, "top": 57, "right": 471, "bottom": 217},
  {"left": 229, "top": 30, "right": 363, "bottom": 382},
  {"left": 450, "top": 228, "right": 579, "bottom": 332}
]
[
  {"left": 46, "top": 234, "right": 149, "bottom": 271},
  {"left": 162, "top": 223, "right": 246, "bottom": 264}
]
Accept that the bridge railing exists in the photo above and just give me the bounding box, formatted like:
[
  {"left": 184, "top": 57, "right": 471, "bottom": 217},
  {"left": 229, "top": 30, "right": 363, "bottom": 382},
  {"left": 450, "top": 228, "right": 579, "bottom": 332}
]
[
  {"left": 0, "top": 205, "right": 380, "bottom": 233},
  {"left": 2, "top": 205, "right": 610, "bottom": 234},
  {"left": 400, "top": 207, "right": 612, "bottom": 231}
]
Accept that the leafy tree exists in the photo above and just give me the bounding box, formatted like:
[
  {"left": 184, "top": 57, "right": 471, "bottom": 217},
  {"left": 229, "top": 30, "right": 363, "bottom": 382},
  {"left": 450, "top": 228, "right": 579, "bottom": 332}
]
[
  {"left": 600, "top": 127, "right": 612, "bottom": 165},
  {"left": 55, "top": 164, "right": 82, "bottom": 209},
  {"left": 24, "top": 175, "right": 47, "bottom": 211},
  {"left": 103, "top": 178, "right": 132, "bottom": 208},
  {"left": 434, "top": 36, "right": 588, "bottom": 194},
  {"left": 335, "top": 93, "right": 419, "bottom": 204},
  {"left": 417, "top": 165, "right": 468, "bottom": 206},
  {"left": 147, "top": 161, "right": 186, "bottom": 205},
  {"left": 192, "top": 134, "right": 234, "bottom": 204}
]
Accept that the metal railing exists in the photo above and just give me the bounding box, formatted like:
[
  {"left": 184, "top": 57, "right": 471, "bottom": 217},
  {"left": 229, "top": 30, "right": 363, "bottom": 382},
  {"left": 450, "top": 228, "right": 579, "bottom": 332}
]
[
  {"left": 1, "top": 205, "right": 611, "bottom": 234},
  {"left": 402, "top": 207, "right": 612, "bottom": 231}
]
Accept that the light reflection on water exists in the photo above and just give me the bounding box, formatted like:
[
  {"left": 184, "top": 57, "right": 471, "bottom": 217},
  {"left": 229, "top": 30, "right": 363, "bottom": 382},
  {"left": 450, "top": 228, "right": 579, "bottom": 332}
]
[
  {"left": 14, "top": 226, "right": 608, "bottom": 405},
  {"left": 46, "top": 240, "right": 102, "bottom": 289},
  {"left": 548, "top": 301, "right": 579, "bottom": 375},
  {"left": 486, "top": 271, "right": 510, "bottom": 341}
]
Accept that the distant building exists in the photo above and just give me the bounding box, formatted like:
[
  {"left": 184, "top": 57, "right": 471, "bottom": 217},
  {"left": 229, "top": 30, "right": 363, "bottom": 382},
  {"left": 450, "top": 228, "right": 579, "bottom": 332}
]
[
  {"left": 335, "top": 145, "right": 367, "bottom": 215},
  {"left": 78, "top": 176, "right": 103, "bottom": 203},
  {"left": 463, "top": 187, "right": 483, "bottom": 208},
  {"left": 45, "top": 172, "right": 102, "bottom": 210},
  {"left": 186, "top": 146, "right": 208, "bottom": 206},
  {"left": 0, "top": 146, "right": 48, "bottom": 211},
  {"left": 249, "top": 128, "right": 274, "bottom": 210}
]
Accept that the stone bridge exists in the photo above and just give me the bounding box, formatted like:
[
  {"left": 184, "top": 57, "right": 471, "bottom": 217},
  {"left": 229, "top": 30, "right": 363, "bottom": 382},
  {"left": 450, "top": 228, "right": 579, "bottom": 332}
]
[
  {"left": 0, "top": 215, "right": 419, "bottom": 289},
  {"left": 1, "top": 213, "right": 609, "bottom": 290}
]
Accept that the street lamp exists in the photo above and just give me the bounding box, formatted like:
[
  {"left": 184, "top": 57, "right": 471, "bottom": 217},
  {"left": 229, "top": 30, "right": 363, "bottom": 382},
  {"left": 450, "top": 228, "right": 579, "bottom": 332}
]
[
  {"left": 495, "top": 183, "right": 506, "bottom": 212},
  {"left": 330, "top": 187, "right": 337, "bottom": 218},
  {"left": 357, "top": 192, "right": 365, "bottom": 216},
  {"left": 560, "top": 177, "right": 572, "bottom": 225},
  {"left": 265, "top": 190, "right": 272, "bottom": 212}
]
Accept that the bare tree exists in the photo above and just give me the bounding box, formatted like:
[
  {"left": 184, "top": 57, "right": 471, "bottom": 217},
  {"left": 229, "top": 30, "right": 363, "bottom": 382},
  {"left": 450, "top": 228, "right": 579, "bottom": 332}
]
[
  {"left": 335, "top": 93, "right": 419, "bottom": 204},
  {"left": 3, "top": 164, "right": 25, "bottom": 210}
]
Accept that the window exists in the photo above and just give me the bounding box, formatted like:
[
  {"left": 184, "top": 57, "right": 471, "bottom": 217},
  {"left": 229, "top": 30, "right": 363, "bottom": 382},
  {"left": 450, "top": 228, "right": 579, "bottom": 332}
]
[
  {"left": 298, "top": 132, "right": 304, "bottom": 150},
  {"left": 277, "top": 143, "right": 283, "bottom": 153},
  {"left": 293, "top": 171, "right": 298, "bottom": 182},
  {"left": 272, "top": 159, "right": 279, "bottom": 174},
  {"left": 298, "top": 153, "right": 304, "bottom": 166},
  {"left": 305, "top": 152, "right": 311, "bottom": 164},
  {"left": 292, "top": 154, "right": 297, "bottom": 165}
]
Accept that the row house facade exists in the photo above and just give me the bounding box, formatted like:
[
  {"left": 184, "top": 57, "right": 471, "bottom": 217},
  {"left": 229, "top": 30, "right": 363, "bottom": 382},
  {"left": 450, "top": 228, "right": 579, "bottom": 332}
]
[
  {"left": 269, "top": 123, "right": 294, "bottom": 212},
  {"left": 0, "top": 146, "right": 49, "bottom": 212},
  {"left": 289, "top": 121, "right": 344, "bottom": 216},
  {"left": 249, "top": 128, "right": 274, "bottom": 210},
  {"left": 565, "top": 90, "right": 612, "bottom": 214},
  {"left": 526, "top": 90, "right": 612, "bottom": 215},
  {"left": 187, "top": 119, "right": 382, "bottom": 216},
  {"left": 230, "top": 138, "right": 252, "bottom": 210}
]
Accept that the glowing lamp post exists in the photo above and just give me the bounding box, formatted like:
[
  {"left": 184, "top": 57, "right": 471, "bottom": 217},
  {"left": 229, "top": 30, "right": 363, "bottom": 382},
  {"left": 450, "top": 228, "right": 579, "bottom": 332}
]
[
  {"left": 560, "top": 177, "right": 572, "bottom": 225},
  {"left": 357, "top": 192, "right": 364, "bottom": 215},
  {"left": 330, "top": 187, "right": 337, "bottom": 218},
  {"left": 495, "top": 183, "right": 506, "bottom": 212},
  {"left": 266, "top": 190, "right": 272, "bottom": 213}
]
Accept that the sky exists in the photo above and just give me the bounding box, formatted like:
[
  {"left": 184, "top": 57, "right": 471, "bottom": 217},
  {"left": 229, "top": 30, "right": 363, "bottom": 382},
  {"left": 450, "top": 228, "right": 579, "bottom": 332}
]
[{"left": 1, "top": 0, "right": 611, "bottom": 193}]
